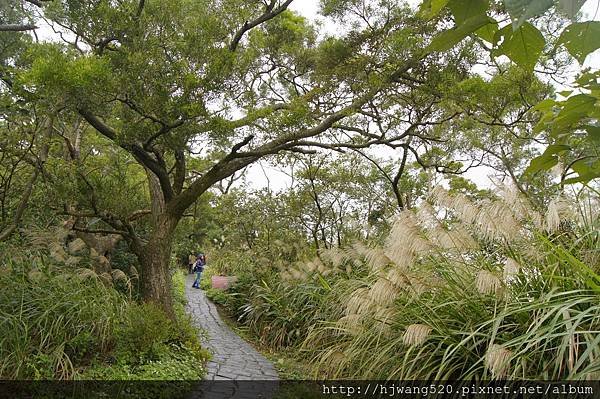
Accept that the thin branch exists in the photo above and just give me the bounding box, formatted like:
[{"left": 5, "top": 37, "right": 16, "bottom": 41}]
[
  {"left": 0, "top": 169, "right": 39, "bottom": 241},
  {"left": 229, "top": 0, "right": 294, "bottom": 51},
  {"left": 78, "top": 108, "right": 175, "bottom": 201},
  {"left": 24, "top": 0, "right": 52, "bottom": 7},
  {"left": 0, "top": 24, "right": 37, "bottom": 32},
  {"left": 72, "top": 225, "right": 128, "bottom": 236},
  {"left": 127, "top": 209, "right": 151, "bottom": 221}
]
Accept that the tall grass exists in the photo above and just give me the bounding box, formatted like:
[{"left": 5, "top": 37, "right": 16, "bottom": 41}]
[
  {"left": 0, "top": 257, "right": 210, "bottom": 381},
  {"left": 0, "top": 262, "right": 126, "bottom": 379},
  {"left": 221, "top": 186, "right": 600, "bottom": 380}
]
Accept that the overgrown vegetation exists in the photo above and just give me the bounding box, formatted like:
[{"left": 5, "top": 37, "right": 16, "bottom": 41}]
[
  {"left": 214, "top": 187, "right": 600, "bottom": 380},
  {"left": 0, "top": 256, "right": 209, "bottom": 381},
  {"left": 1, "top": 0, "right": 599, "bottom": 388}
]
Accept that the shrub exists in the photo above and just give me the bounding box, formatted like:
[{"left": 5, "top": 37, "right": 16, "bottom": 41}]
[
  {"left": 204, "top": 288, "right": 228, "bottom": 305},
  {"left": 301, "top": 188, "right": 600, "bottom": 380},
  {"left": 113, "top": 303, "right": 177, "bottom": 364}
]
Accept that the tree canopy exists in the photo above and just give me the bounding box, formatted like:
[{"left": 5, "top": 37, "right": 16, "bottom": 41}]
[{"left": 1, "top": 0, "right": 598, "bottom": 318}]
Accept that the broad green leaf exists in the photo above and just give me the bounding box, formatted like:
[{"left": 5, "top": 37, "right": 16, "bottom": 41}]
[
  {"left": 563, "top": 174, "right": 600, "bottom": 184},
  {"left": 543, "top": 144, "right": 571, "bottom": 155},
  {"left": 503, "top": 0, "right": 553, "bottom": 29},
  {"left": 525, "top": 144, "right": 571, "bottom": 175},
  {"left": 531, "top": 98, "right": 556, "bottom": 112},
  {"left": 447, "top": 0, "right": 488, "bottom": 23},
  {"left": 495, "top": 22, "right": 545, "bottom": 71},
  {"left": 558, "top": 90, "right": 573, "bottom": 97},
  {"left": 552, "top": 94, "right": 596, "bottom": 135},
  {"left": 557, "top": 0, "right": 586, "bottom": 20},
  {"left": 585, "top": 125, "right": 600, "bottom": 143},
  {"left": 427, "top": 14, "right": 492, "bottom": 52},
  {"left": 558, "top": 22, "right": 600, "bottom": 64},
  {"left": 475, "top": 22, "right": 499, "bottom": 43},
  {"left": 419, "top": 0, "right": 450, "bottom": 19},
  {"left": 576, "top": 71, "right": 600, "bottom": 87},
  {"left": 526, "top": 154, "right": 559, "bottom": 175},
  {"left": 563, "top": 159, "right": 600, "bottom": 183},
  {"left": 569, "top": 159, "right": 600, "bottom": 183}
]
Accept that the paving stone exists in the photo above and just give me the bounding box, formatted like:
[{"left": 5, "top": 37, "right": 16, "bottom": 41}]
[{"left": 184, "top": 274, "right": 279, "bottom": 382}]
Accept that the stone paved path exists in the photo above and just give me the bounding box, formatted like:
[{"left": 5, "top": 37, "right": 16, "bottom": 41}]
[{"left": 184, "top": 274, "right": 279, "bottom": 398}]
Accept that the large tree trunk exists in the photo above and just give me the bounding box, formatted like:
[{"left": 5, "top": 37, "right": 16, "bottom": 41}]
[
  {"left": 138, "top": 213, "right": 178, "bottom": 320},
  {"left": 136, "top": 169, "right": 178, "bottom": 319}
]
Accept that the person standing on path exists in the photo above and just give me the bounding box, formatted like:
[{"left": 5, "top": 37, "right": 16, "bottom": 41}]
[
  {"left": 188, "top": 253, "right": 196, "bottom": 274},
  {"left": 192, "top": 253, "right": 206, "bottom": 289}
]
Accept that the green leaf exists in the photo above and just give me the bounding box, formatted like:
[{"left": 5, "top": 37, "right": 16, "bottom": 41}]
[
  {"left": 558, "top": 90, "right": 573, "bottom": 97},
  {"left": 494, "top": 22, "right": 545, "bottom": 71},
  {"left": 563, "top": 160, "right": 600, "bottom": 183},
  {"left": 532, "top": 98, "right": 556, "bottom": 112},
  {"left": 525, "top": 144, "right": 571, "bottom": 175},
  {"left": 447, "top": 0, "right": 488, "bottom": 23},
  {"left": 562, "top": 174, "right": 600, "bottom": 184},
  {"left": 503, "top": 0, "right": 553, "bottom": 29},
  {"left": 556, "top": 0, "right": 586, "bottom": 20},
  {"left": 558, "top": 22, "right": 600, "bottom": 64},
  {"left": 575, "top": 71, "right": 600, "bottom": 88},
  {"left": 419, "top": 0, "right": 450, "bottom": 19},
  {"left": 585, "top": 125, "right": 600, "bottom": 143},
  {"left": 526, "top": 154, "right": 559, "bottom": 175},
  {"left": 568, "top": 158, "right": 600, "bottom": 183},
  {"left": 543, "top": 144, "right": 571, "bottom": 155},
  {"left": 552, "top": 94, "right": 596, "bottom": 135},
  {"left": 427, "top": 14, "right": 492, "bottom": 52},
  {"left": 475, "top": 22, "right": 499, "bottom": 43}
]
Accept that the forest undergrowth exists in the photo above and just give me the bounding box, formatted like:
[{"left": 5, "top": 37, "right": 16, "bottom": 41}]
[{"left": 0, "top": 244, "right": 210, "bottom": 383}]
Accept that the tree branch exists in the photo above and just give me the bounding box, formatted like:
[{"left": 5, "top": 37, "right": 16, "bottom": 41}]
[
  {"left": 24, "top": 0, "right": 53, "bottom": 7},
  {"left": 229, "top": 0, "right": 294, "bottom": 51},
  {"left": 77, "top": 108, "right": 175, "bottom": 201},
  {"left": 72, "top": 225, "right": 128, "bottom": 236},
  {"left": 128, "top": 209, "right": 151, "bottom": 221},
  {"left": 173, "top": 150, "right": 186, "bottom": 195},
  {"left": 0, "top": 169, "right": 39, "bottom": 241},
  {"left": 0, "top": 24, "right": 37, "bottom": 32}
]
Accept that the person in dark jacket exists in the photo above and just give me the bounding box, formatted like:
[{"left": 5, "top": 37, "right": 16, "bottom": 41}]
[{"left": 191, "top": 253, "right": 206, "bottom": 289}]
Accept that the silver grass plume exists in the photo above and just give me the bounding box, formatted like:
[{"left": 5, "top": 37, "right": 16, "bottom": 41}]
[
  {"left": 99, "top": 272, "right": 113, "bottom": 286},
  {"left": 352, "top": 241, "right": 370, "bottom": 258},
  {"left": 111, "top": 269, "right": 132, "bottom": 295},
  {"left": 336, "top": 314, "right": 364, "bottom": 334},
  {"left": 384, "top": 211, "right": 431, "bottom": 269},
  {"left": 485, "top": 344, "right": 512, "bottom": 379},
  {"left": 386, "top": 267, "right": 409, "bottom": 288},
  {"left": 475, "top": 199, "right": 521, "bottom": 241},
  {"left": 369, "top": 277, "right": 400, "bottom": 307},
  {"left": 76, "top": 268, "right": 98, "bottom": 279},
  {"left": 402, "top": 324, "right": 432, "bottom": 346},
  {"left": 320, "top": 247, "right": 345, "bottom": 268},
  {"left": 429, "top": 187, "right": 479, "bottom": 225},
  {"left": 503, "top": 258, "right": 520, "bottom": 282},
  {"left": 364, "top": 246, "right": 391, "bottom": 271},
  {"left": 545, "top": 196, "right": 575, "bottom": 232},
  {"left": 345, "top": 287, "right": 373, "bottom": 315},
  {"left": 476, "top": 270, "right": 502, "bottom": 295}
]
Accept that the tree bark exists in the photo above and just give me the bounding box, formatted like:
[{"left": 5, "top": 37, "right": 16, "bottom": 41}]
[
  {"left": 137, "top": 213, "right": 178, "bottom": 320},
  {"left": 0, "top": 169, "right": 39, "bottom": 241}
]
